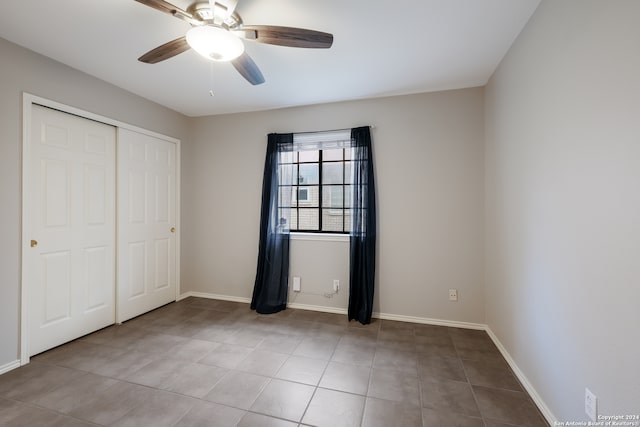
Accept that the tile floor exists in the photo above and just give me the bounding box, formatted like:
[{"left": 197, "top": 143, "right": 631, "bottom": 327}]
[{"left": 0, "top": 297, "right": 549, "bottom": 426}]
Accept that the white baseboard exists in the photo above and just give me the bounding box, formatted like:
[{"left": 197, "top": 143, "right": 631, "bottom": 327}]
[
  {"left": 178, "top": 291, "right": 251, "bottom": 304},
  {"left": 180, "top": 292, "right": 350, "bottom": 316},
  {"left": 373, "top": 311, "right": 485, "bottom": 330},
  {"left": 179, "top": 291, "right": 484, "bottom": 330},
  {"left": 485, "top": 326, "right": 557, "bottom": 425},
  {"left": 178, "top": 291, "right": 555, "bottom": 425},
  {"left": 0, "top": 359, "right": 21, "bottom": 375},
  {"left": 288, "top": 302, "right": 348, "bottom": 315}
]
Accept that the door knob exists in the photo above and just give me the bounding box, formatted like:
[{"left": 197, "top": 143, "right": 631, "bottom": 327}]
[
  {"left": 30, "top": 239, "right": 38, "bottom": 248},
  {"left": 170, "top": 227, "right": 176, "bottom": 233}
]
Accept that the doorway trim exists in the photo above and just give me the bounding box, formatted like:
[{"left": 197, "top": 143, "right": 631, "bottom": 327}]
[{"left": 20, "top": 92, "right": 182, "bottom": 364}]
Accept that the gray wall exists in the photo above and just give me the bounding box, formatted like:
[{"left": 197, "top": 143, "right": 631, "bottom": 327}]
[
  {"left": 0, "top": 37, "right": 191, "bottom": 367},
  {"left": 183, "top": 88, "right": 486, "bottom": 323},
  {"left": 485, "top": 0, "right": 640, "bottom": 419},
  {"left": 3, "top": 1, "right": 638, "bottom": 418}
]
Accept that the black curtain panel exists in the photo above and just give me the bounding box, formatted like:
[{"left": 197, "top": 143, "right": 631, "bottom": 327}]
[
  {"left": 349, "top": 126, "right": 377, "bottom": 324},
  {"left": 251, "top": 133, "right": 294, "bottom": 314}
]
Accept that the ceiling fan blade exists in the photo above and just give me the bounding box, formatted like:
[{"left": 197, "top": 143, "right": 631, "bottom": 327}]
[
  {"left": 138, "top": 36, "right": 190, "bottom": 64},
  {"left": 134, "top": 0, "right": 195, "bottom": 23},
  {"left": 231, "top": 52, "right": 265, "bottom": 85},
  {"left": 241, "top": 25, "right": 333, "bottom": 49}
]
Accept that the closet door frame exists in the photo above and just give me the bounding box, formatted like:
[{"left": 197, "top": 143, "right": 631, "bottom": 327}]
[{"left": 20, "top": 93, "right": 181, "bottom": 365}]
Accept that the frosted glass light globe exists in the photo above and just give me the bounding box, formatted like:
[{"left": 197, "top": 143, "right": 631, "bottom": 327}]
[{"left": 186, "top": 25, "right": 244, "bottom": 62}]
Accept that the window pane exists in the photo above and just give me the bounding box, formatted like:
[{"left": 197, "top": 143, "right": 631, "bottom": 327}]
[
  {"left": 298, "top": 163, "right": 319, "bottom": 185},
  {"left": 322, "top": 185, "right": 343, "bottom": 208},
  {"left": 290, "top": 209, "right": 298, "bottom": 230},
  {"left": 279, "top": 186, "right": 295, "bottom": 208},
  {"left": 344, "top": 184, "right": 352, "bottom": 208},
  {"left": 277, "top": 209, "right": 290, "bottom": 231},
  {"left": 323, "top": 149, "right": 343, "bottom": 161},
  {"left": 345, "top": 148, "right": 352, "bottom": 160},
  {"left": 279, "top": 164, "right": 296, "bottom": 185},
  {"left": 279, "top": 151, "right": 294, "bottom": 164},
  {"left": 322, "top": 209, "right": 344, "bottom": 232},
  {"left": 297, "top": 187, "right": 310, "bottom": 203},
  {"left": 298, "top": 208, "right": 319, "bottom": 231},
  {"left": 345, "top": 209, "right": 352, "bottom": 232},
  {"left": 297, "top": 186, "right": 319, "bottom": 207},
  {"left": 345, "top": 161, "right": 367, "bottom": 184},
  {"left": 322, "top": 162, "right": 343, "bottom": 184},
  {"left": 296, "top": 187, "right": 317, "bottom": 205},
  {"left": 298, "top": 150, "right": 319, "bottom": 162},
  {"left": 344, "top": 161, "right": 352, "bottom": 184}
]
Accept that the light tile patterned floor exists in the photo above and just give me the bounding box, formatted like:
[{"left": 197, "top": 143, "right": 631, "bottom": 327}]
[{"left": 0, "top": 297, "right": 549, "bottom": 426}]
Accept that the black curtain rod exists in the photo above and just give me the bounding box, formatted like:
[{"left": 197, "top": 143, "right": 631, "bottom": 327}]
[{"left": 266, "top": 125, "right": 375, "bottom": 136}]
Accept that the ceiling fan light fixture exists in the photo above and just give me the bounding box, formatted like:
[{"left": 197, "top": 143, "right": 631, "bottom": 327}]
[{"left": 186, "top": 25, "right": 244, "bottom": 61}]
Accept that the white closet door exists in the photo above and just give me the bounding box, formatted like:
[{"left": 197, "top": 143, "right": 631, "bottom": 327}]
[
  {"left": 28, "top": 105, "right": 116, "bottom": 356},
  {"left": 117, "top": 128, "right": 177, "bottom": 322}
]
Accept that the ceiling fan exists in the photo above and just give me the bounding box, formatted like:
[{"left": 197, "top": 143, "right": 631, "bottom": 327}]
[{"left": 135, "top": 0, "right": 334, "bottom": 85}]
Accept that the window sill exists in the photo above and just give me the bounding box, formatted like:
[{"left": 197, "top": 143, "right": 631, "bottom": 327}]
[{"left": 290, "top": 232, "right": 349, "bottom": 242}]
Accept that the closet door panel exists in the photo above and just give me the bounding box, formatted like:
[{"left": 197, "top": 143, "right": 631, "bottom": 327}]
[
  {"left": 28, "top": 105, "right": 116, "bottom": 356},
  {"left": 117, "top": 128, "right": 177, "bottom": 322}
]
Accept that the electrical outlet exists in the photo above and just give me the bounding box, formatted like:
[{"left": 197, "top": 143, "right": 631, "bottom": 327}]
[
  {"left": 333, "top": 279, "right": 340, "bottom": 292},
  {"left": 293, "top": 276, "right": 301, "bottom": 292},
  {"left": 449, "top": 289, "right": 458, "bottom": 301},
  {"left": 585, "top": 388, "right": 597, "bottom": 422}
]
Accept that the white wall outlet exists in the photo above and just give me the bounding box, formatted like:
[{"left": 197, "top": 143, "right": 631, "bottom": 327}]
[
  {"left": 585, "top": 388, "right": 597, "bottom": 422},
  {"left": 333, "top": 279, "right": 340, "bottom": 292},
  {"left": 293, "top": 276, "right": 301, "bottom": 292},
  {"left": 449, "top": 289, "right": 458, "bottom": 301}
]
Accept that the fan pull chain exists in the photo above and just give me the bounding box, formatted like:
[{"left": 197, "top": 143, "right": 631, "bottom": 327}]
[{"left": 209, "top": 62, "right": 215, "bottom": 97}]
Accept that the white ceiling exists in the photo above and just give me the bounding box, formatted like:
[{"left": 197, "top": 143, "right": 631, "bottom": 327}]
[{"left": 0, "top": 0, "right": 540, "bottom": 117}]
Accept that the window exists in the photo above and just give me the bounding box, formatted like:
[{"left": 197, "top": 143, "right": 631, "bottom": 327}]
[
  {"left": 297, "top": 187, "right": 310, "bottom": 202},
  {"left": 279, "top": 147, "right": 352, "bottom": 233}
]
